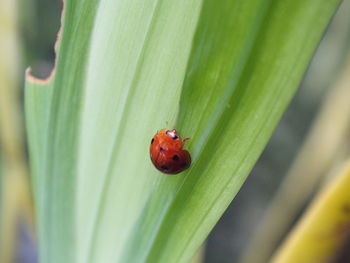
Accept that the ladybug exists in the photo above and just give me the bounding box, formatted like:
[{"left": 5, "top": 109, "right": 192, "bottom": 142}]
[{"left": 150, "top": 129, "right": 191, "bottom": 174}]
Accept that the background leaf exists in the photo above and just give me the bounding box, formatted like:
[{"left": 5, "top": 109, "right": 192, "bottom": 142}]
[
  {"left": 271, "top": 159, "right": 350, "bottom": 263},
  {"left": 25, "top": 0, "right": 341, "bottom": 262},
  {"left": 241, "top": 51, "right": 350, "bottom": 263},
  {"left": 0, "top": 0, "right": 34, "bottom": 261}
]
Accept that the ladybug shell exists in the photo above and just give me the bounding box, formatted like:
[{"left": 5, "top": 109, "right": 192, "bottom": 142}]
[{"left": 150, "top": 129, "right": 191, "bottom": 174}]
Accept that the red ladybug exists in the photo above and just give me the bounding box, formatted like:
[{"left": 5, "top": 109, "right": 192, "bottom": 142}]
[{"left": 150, "top": 129, "right": 191, "bottom": 174}]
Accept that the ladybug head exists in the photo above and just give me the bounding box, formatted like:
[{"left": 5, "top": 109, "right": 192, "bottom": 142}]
[{"left": 165, "top": 129, "right": 179, "bottom": 140}]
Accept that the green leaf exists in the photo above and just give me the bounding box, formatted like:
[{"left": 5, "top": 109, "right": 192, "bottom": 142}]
[{"left": 25, "top": 0, "right": 341, "bottom": 262}]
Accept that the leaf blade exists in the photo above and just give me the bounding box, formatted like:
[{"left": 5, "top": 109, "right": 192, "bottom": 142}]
[{"left": 25, "top": 0, "right": 341, "bottom": 262}]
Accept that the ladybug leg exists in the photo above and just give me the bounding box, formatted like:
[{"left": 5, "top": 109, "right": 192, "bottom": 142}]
[{"left": 183, "top": 137, "right": 190, "bottom": 144}]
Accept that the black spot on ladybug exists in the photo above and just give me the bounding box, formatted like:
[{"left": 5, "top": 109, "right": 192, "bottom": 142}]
[
  {"left": 181, "top": 163, "right": 187, "bottom": 167},
  {"left": 161, "top": 165, "right": 169, "bottom": 170},
  {"left": 172, "top": 135, "right": 178, "bottom": 140},
  {"left": 160, "top": 147, "right": 164, "bottom": 151},
  {"left": 151, "top": 138, "right": 154, "bottom": 144},
  {"left": 172, "top": 155, "right": 179, "bottom": 161}
]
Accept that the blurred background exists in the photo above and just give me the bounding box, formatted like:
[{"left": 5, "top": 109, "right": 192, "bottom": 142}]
[{"left": 1, "top": 0, "right": 350, "bottom": 262}]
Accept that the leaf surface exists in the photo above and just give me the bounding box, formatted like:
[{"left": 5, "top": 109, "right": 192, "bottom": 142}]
[{"left": 25, "top": 0, "right": 341, "bottom": 262}]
